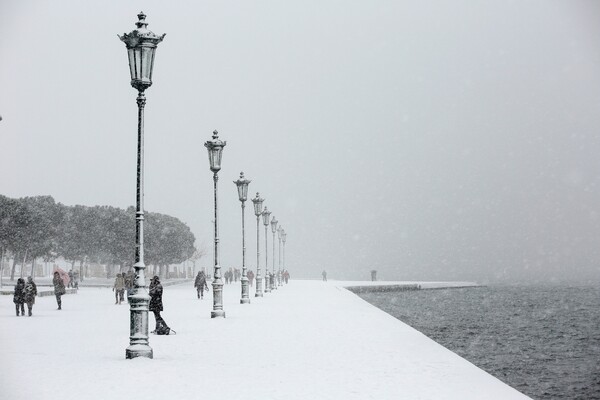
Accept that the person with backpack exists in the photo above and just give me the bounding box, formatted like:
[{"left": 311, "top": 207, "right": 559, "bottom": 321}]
[
  {"left": 24, "top": 276, "right": 38, "bottom": 316},
  {"left": 13, "top": 278, "right": 25, "bottom": 316},
  {"left": 53, "top": 271, "right": 66, "bottom": 310},
  {"left": 194, "top": 271, "right": 209, "bottom": 299}
]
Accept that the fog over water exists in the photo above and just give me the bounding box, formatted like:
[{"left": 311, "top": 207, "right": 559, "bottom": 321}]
[{"left": 1, "top": 1, "right": 600, "bottom": 283}]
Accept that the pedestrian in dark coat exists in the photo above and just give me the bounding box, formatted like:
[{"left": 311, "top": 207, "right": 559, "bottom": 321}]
[
  {"left": 24, "top": 277, "right": 37, "bottom": 316},
  {"left": 194, "top": 271, "right": 209, "bottom": 299},
  {"left": 13, "top": 278, "right": 25, "bottom": 316},
  {"left": 53, "top": 271, "right": 66, "bottom": 310},
  {"left": 149, "top": 275, "right": 165, "bottom": 332}
]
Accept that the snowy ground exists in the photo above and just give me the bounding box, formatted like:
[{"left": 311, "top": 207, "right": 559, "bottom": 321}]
[{"left": 0, "top": 280, "right": 529, "bottom": 400}]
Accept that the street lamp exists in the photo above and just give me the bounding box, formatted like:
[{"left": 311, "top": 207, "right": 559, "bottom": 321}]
[
  {"left": 234, "top": 172, "right": 251, "bottom": 304},
  {"left": 251, "top": 193, "right": 264, "bottom": 297},
  {"left": 281, "top": 229, "right": 287, "bottom": 284},
  {"left": 277, "top": 226, "right": 283, "bottom": 286},
  {"left": 119, "top": 12, "right": 165, "bottom": 360},
  {"left": 261, "top": 207, "right": 272, "bottom": 293},
  {"left": 270, "top": 216, "right": 278, "bottom": 291},
  {"left": 205, "top": 130, "right": 226, "bottom": 318}
]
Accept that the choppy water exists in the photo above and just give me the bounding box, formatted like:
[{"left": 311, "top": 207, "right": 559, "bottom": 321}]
[{"left": 357, "top": 285, "right": 600, "bottom": 400}]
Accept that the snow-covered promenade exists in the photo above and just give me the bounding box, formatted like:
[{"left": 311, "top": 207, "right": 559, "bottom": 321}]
[{"left": 0, "top": 280, "right": 529, "bottom": 400}]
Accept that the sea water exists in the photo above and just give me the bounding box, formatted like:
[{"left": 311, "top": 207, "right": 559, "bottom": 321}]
[{"left": 358, "top": 285, "right": 600, "bottom": 400}]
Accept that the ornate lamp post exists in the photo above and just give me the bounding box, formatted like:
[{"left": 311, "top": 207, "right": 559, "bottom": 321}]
[
  {"left": 261, "top": 207, "right": 272, "bottom": 293},
  {"left": 270, "top": 216, "right": 278, "bottom": 291},
  {"left": 234, "top": 172, "right": 251, "bottom": 304},
  {"left": 277, "top": 226, "right": 283, "bottom": 286},
  {"left": 281, "top": 229, "right": 287, "bottom": 283},
  {"left": 251, "top": 193, "right": 264, "bottom": 297},
  {"left": 205, "top": 130, "right": 226, "bottom": 318},
  {"left": 119, "top": 12, "right": 165, "bottom": 360}
]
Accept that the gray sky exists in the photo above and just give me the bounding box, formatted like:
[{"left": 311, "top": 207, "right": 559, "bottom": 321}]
[{"left": 2, "top": 0, "right": 600, "bottom": 283}]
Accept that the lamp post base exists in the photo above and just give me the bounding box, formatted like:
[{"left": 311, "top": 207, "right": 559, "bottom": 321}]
[
  {"left": 211, "top": 310, "right": 226, "bottom": 318},
  {"left": 125, "top": 345, "right": 153, "bottom": 359},
  {"left": 240, "top": 276, "right": 250, "bottom": 304},
  {"left": 255, "top": 277, "right": 263, "bottom": 297}
]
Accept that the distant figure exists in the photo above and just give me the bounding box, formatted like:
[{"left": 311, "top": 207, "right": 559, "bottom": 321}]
[
  {"left": 124, "top": 270, "right": 134, "bottom": 303},
  {"left": 322, "top": 270, "right": 327, "bottom": 282},
  {"left": 194, "top": 271, "right": 209, "bottom": 299},
  {"left": 72, "top": 270, "right": 80, "bottom": 288},
  {"left": 13, "top": 278, "right": 25, "bottom": 316},
  {"left": 53, "top": 271, "right": 66, "bottom": 310},
  {"left": 371, "top": 270, "right": 377, "bottom": 281},
  {"left": 247, "top": 270, "right": 255, "bottom": 287},
  {"left": 283, "top": 270, "right": 289, "bottom": 284},
  {"left": 24, "top": 276, "right": 38, "bottom": 316},
  {"left": 68, "top": 270, "right": 74, "bottom": 288},
  {"left": 234, "top": 268, "right": 241, "bottom": 282},
  {"left": 113, "top": 273, "right": 125, "bottom": 304}
]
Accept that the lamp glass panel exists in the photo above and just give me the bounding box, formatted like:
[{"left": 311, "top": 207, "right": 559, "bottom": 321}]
[
  {"left": 141, "top": 47, "right": 153, "bottom": 81},
  {"left": 262, "top": 212, "right": 270, "bottom": 225},
  {"left": 207, "top": 148, "right": 215, "bottom": 169},
  {"left": 253, "top": 200, "right": 263, "bottom": 215},
  {"left": 149, "top": 47, "right": 156, "bottom": 80},
  {"left": 127, "top": 48, "right": 136, "bottom": 81},
  {"left": 237, "top": 185, "right": 244, "bottom": 201},
  {"left": 241, "top": 184, "right": 249, "bottom": 200},
  {"left": 213, "top": 148, "right": 223, "bottom": 170},
  {"left": 134, "top": 48, "right": 142, "bottom": 80}
]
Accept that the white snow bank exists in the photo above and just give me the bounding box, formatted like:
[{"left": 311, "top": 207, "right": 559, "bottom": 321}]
[{"left": 0, "top": 280, "right": 529, "bottom": 400}]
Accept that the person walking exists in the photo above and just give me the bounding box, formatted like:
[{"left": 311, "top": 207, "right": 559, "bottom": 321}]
[
  {"left": 68, "top": 269, "right": 74, "bottom": 288},
  {"left": 124, "top": 270, "right": 134, "bottom": 303},
  {"left": 24, "top": 276, "right": 37, "bottom": 316},
  {"left": 72, "top": 270, "right": 80, "bottom": 288},
  {"left": 149, "top": 276, "right": 165, "bottom": 333},
  {"left": 194, "top": 271, "right": 209, "bottom": 299},
  {"left": 247, "top": 270, "right": 254, "bottom": 287},
  {"left": 13, "top": 278, "right": 25, "bottom": 316},
  {"left": 53, "top": 271, "right": 66, "bottom": 310},
  {"left": 113, "top": 273, "right": 125, "bottom": 304},
  {"left": 322, "top": 270, "right": 327, "bottom": 282},
  {"left": 283, "top": 270, "right": 289, "bottom": 284}
]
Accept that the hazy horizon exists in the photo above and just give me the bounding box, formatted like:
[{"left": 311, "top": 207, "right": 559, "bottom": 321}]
[{"left": 2, "top": 1, "right": 600, "bottom": 284}]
